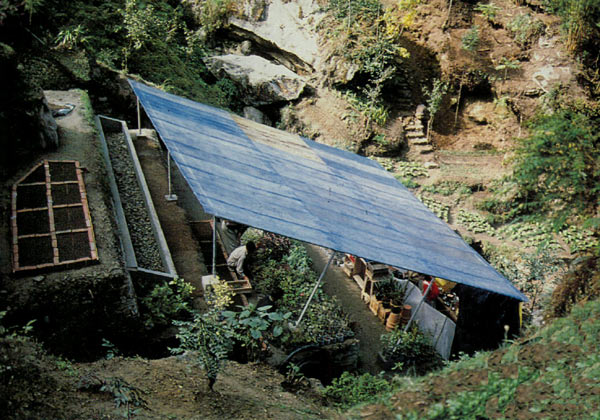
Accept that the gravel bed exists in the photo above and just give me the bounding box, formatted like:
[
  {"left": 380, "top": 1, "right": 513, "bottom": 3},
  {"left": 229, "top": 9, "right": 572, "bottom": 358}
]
[{"left": 105, "top": 132, "right": 164, "bottom": 271}]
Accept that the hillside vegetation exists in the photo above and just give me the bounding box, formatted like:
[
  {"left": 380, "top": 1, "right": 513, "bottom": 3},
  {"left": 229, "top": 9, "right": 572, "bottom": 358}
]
[{"left": 1, "top": 0, "right": 600, "bottom": 419}]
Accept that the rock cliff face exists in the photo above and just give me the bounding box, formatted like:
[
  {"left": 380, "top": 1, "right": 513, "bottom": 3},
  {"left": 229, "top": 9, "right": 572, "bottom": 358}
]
[{"left": 0, "top": 43, "right": 58, "bottom": 179}]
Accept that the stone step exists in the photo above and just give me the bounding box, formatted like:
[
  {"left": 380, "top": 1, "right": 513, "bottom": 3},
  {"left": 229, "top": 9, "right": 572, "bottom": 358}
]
[
  {"left": 410, "top": 137, "right": 429, "bottom": 145},
  {"left": 406, "top": 131, "right": 425, "bottom": 138},
  {"left": 418, "top": 145, "right": 434, "bottom": 154},
  {"left": 405, "top": 123, "right": 424, "bottom": 131}
]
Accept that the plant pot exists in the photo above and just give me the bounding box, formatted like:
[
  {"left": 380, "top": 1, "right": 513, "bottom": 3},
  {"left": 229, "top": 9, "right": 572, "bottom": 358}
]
[
  {"left": 369, "top": 296, "right": 381, "bottom": 316},
  {"left": 400, "top": 304, "right": 412, "bottom": 326},
  {"left": 385, "top": 311, "right": 401, "bottom": 331},
  {"left": 390, "top": 302, "right": 402, "bottom": 314}
]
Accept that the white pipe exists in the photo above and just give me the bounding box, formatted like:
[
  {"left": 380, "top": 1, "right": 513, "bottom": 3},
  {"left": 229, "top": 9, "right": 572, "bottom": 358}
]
[
  {"left": 137, "top": 98, "right": 141, "bottom": 136},
  {"left": 295, "top": 251, "right": 336, "bottom": 327},
  {"left": 212, "top": 215, "right": 216, "bottom": 277}
]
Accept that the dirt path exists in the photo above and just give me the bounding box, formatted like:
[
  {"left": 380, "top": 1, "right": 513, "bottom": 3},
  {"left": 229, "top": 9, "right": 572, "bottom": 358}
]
[
  {"left": 130, "top": 130, "right": 209, "bottom": 305},
  {"left": 304, "top": 245, "right": 387, "bottom": 375}
]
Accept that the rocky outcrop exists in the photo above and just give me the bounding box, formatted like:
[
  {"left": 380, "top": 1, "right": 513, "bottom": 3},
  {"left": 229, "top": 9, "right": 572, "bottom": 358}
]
[
  {"left": 0, "top": 42, "right": 58, "bottom": 179},
  {"left": 204, "top": 54, "right": 307, "bottom": 105},
  {"left": 229, "top": 0, "right": 325, "bottom": 74}
]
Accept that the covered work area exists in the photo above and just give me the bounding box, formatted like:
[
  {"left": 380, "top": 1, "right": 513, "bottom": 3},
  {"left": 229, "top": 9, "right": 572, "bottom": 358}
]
[{"left": 128, "top": 79, "right": 527, "bottom": 358}]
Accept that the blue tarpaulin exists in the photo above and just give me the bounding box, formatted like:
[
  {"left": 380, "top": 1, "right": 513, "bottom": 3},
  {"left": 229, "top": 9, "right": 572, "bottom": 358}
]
[{"left": 129, "top": 79, "right": 527, "bottom": 302}]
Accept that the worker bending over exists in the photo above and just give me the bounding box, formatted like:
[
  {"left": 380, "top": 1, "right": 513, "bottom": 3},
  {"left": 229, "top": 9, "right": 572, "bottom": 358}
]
[{"left": 227, "top": 241, "right": 256, "bottom": 280}]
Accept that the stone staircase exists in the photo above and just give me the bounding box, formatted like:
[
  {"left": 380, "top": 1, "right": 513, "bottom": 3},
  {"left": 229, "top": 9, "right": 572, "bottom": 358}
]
[{"left": 403, "top": 106, "right": 439, "bottom": 169}]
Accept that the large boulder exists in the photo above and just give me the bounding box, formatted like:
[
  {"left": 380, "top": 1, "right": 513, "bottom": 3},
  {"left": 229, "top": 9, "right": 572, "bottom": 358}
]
[
  {"left": 204, "top": 54, "right": 307, "bottom": 105},
  {"left": 229, "top": 0, "right": 324, "bottom": 74}
]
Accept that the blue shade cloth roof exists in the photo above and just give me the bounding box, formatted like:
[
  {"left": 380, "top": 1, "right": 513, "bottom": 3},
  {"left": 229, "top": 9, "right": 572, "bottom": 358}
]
[{"left": 129, "top": 79, "right": 527, "bottom": 302}]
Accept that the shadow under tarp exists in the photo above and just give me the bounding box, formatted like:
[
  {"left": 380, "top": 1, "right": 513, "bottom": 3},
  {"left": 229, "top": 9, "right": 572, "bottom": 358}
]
[{"left": 451, "top": 284, "right": 521, "bottom": 356}]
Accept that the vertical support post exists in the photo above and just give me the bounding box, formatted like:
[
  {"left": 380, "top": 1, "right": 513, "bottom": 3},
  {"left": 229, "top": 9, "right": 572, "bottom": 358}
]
[
  {"left": 167, "top": 151, "right": 172, "bottom": 197},
  {"left": 164, "top": 151, "right": 178, "bottom": 201},
  {"left": 402, "top": 278, "right": 434, "bottom": 333},
  {"left": 212, "top": 215, "right": 216, "bottom": 277},
  {"left": 137, "top": 98, "right": 141, "bottom": 136},
  {"left": 295, "top": 251, "right": 336, "bottom": 327}
]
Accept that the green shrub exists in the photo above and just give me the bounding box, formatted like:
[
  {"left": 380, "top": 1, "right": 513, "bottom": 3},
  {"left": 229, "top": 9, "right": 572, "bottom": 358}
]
[
  {"left": 475, "top": 2, "right": 501, "bottom": 24},
  {"left": 139, "top": 277, "right": 195, "bottom": 329},
  {"left": 323, "top": 371, "right": 390, "bottom": 409},
  {"left": 461, "top": 25, "right": 480, "bottom": 52},
  {"left": 507, "top": 109, "right": 600, "bottom": 227},
  {"left": 380, "top": 326, "right": 441, "bottom": 371},
  {"left": 172, "top": 309, "right": 233, "bottom": 389},
  {"left": 543, "top": 0, "right": 600, "bottom": 52},
  {"left": 507, "top": 13, "right": 544, "bottom": 47}
]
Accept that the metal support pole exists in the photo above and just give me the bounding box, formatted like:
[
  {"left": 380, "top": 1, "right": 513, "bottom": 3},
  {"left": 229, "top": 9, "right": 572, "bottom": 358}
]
[
  {"left": 433, "top": 316, "right": 449, "bottom": 350},
  {"left": 295, "top": 251, "right": 336, "bottom": 327},
  {"left": 212, "top": 215, "right": 216, "bottom": 277},
  {"left": 164, "top": 151, "right": 178, "bottom": 201},
  {"left": 402, "top": 277, "right": 434, "bottom": 334},
  {"left": 137, "top": 98, "right": 141, "bottom": 136}
]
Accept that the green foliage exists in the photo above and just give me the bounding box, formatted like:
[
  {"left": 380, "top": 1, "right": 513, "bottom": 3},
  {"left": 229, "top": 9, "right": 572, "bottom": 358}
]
[
  {"left": 380, "top": 326, "right": 441, "bottom": 372},
  {"left": 342, "top": 89, "right": 389, "bottom": 126},
  {"left": 327, "top": 0, "right": 381, "bottom": 20},
  {"left": 507, "top": 109, "right": 600, "bottom": 226},
  {"left": 423, "top": 78, "right": 448, "bottom": 138},
  {"left": 422, "top": 180, "right": 471, "bottom": 196},
  {"left": 54, "top": 24, "right": 88, "bottom": 50},
  {"left": 101, "top": 338, "right": 120, "bottom": 360},
  {"left": 417, "top": 195, "right": 450, "bottom": 222},
  {"left": 396, "top": 176, "right": 420, "bottom": 188},
  {"left": 475, "top": 2, "right": 501, "bottom": 24},
  {"left": 543, "top": 0, "right": 600, "bottom": 52},
  {"left": 461, "top": 25, "right": 480, "bottom": 52},
  {"left": 507, "top": 13, "right": 545, "bottom": 47},
  {"left": 221, "top": 304, "right": 292, "bottom": 359},
  {"left": 457, "top": 209, "right": 496, "bottom": 235},
  {"left": 560, "top": 225, "right": 598, "bottom": 253},
  {"left": 395, "top": 161, "right": 429, "bottom": 178},
  {"left": 498, "top": 221, "right": 562, "bottom": 250},
  {"left": 121, "top": 0, "right": 165, "bottom": 69},
  {"left": 323, "top": 371, "right": 390, "bottom": 409},
  {"left": 172, "top": 309, "right": 233, "bottom": 389},
  {"left": 195, "top": 0, "right": 236, "bottom": 36},
  {"left": 391, "top": 299, "right": 600, "bottom": 419},
  {"left": 426, "top": 367, "right": 539, "bottom": 419},
  {"left": 100, "top": 376, "right": 148, "bottom": 418},
  {"left": 325, "top": 0, "right": 410, "bottom": 125},
  {"left": 139, "top": 277, "right": 195, "bottom": 329},
  {"left": 494, "top": 57, "right": 520, "bottom": 81}
]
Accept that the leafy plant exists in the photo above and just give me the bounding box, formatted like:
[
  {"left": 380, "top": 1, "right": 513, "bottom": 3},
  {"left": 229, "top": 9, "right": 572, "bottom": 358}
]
[
  {"left": 395, "top": 161, "right": 429, "bottom": 178},
  {"left": 205, "top": 279, "right": 234, "bottom": 309},
  {"left": 507, "top": 13, "right": 545, "bottom": 47},
  {"left": 101, "top": 338, "right": 120, "bottom": 360},
  {"left": 100, "top": 376, "right": 148, "bottom": 419},
  {"left": 54, "top": 24, "right": 88, "bottom": 50},
  {"left": 560, "top": 225, "right": 598, "bottom": 253},
  {"left": 543, "top": 0, "right": 600, "bottom": 52},
  {"left": 507, "top": 109, "right": 600, "bottom": 226},
  {"left": 383, "top": 0, "right": 421, "bottom": 37},
  {"left": 423, "top": 78, "right": 448, "bottom": 140},
  {"left": 221, "top": 304, "right": 292, "bottom": 360},
  {"left": 172, "top": 309, "right": 233, "bottom": 390},
  {"left": 461, "top": 25, "right": 480, "bottom": 52},
  {"left": 139, "top": 277, "right": 195, "bottom": 329},
  {"left": 422, "top": 180, "right": 471, "bottom": 197},
  {"left": 457, "top": 209, "right": 495, "bottom": 235},
  {"left": 380, "top": 325, "right": 441, "bottom": 371},
  {"left": 323, "top": 371, "right": 389, "bottom": 409},
  {"left": 475, "top": 2, "right": 501, "bottom": 24},
  {"left": 417, "top": 195, "right": 450, "bottom": 222}
]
